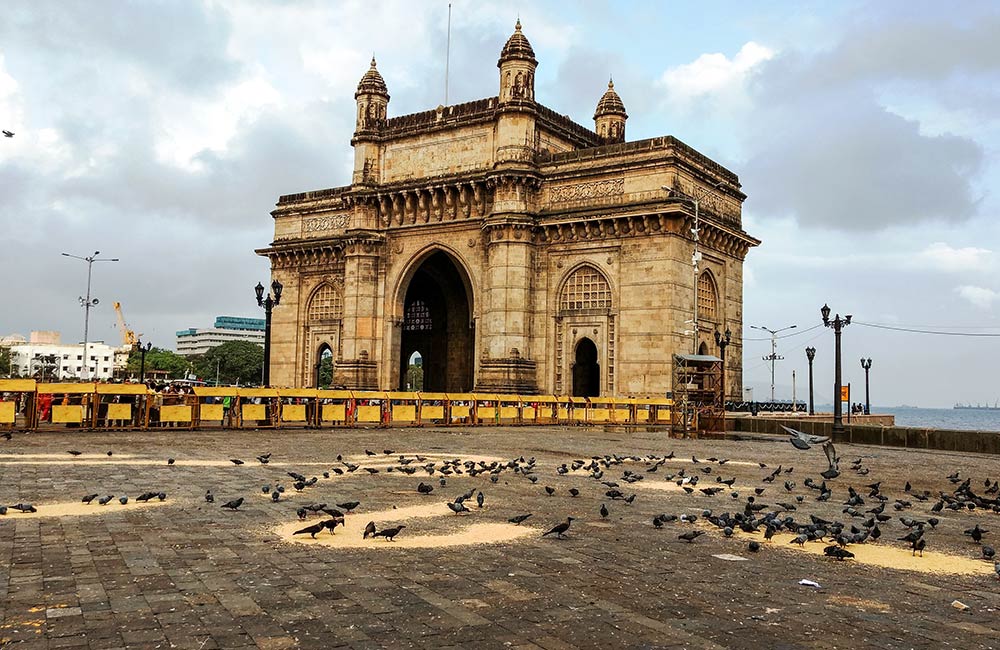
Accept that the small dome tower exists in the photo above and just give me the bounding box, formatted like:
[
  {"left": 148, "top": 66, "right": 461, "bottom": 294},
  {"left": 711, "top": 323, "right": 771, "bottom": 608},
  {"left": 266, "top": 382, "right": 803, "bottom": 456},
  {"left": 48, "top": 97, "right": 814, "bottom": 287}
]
[
  {"left": 594, "top": 78, "right": 627, "bottom": 143},
  {"left": 498, "top": 20, "right": 537, "bottom": 103},
  {"left": 355, "top": 57, "right": 389, "bottom": 134}
]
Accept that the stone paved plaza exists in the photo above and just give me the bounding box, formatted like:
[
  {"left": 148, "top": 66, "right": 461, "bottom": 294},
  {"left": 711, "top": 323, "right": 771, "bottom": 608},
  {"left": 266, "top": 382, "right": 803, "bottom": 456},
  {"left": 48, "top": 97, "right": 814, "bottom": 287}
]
[{"left": 1, "top": 425, "right": 999, "bottom": 649}]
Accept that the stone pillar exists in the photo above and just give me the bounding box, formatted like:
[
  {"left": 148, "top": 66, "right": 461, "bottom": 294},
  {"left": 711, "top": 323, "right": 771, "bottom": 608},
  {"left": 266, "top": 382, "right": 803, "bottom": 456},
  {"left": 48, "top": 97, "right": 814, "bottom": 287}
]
[
  {"left": 266, "top": 261, "right": 300, "bottom": 388},
  {"left": 334, "top": 236, "right": 382, "bottom": 389}
]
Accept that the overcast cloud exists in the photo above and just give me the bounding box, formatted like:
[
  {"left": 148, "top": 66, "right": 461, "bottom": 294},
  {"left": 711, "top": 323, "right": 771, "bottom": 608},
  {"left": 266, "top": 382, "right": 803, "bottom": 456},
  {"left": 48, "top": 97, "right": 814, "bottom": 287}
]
[{"left": 2, "top": 0, "right": 1000, "bottom": 406}]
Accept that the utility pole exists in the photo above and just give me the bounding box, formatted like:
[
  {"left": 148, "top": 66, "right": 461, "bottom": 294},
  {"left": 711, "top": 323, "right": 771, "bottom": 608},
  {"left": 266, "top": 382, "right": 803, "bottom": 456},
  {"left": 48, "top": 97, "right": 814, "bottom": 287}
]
[
  {"left": 792, "top": 370, "right": 797, "bottom": 412},
  {"left": 750, "top": 323, "right": 796, "bottom": 403},
  {"left": 61, "top": 251, "right": 119, "bottom": 380}
]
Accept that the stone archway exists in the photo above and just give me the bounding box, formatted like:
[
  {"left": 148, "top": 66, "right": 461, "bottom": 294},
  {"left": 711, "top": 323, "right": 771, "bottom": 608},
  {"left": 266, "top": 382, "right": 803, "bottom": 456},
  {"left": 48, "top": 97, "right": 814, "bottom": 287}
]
[
  {"left": 315, "top": 343, "right": 334, "bottom": 388},
  {"left": 572, "top": 338, "right": 600, "bottom": 397},
  {"left": 397, "top": 251, "right": 474, "bottom": 392}
]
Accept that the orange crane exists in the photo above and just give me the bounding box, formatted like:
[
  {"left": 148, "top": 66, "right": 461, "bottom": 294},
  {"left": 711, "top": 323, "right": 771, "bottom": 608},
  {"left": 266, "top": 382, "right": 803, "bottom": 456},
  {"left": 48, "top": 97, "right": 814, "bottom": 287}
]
[{"left": 112, "top": 301, "right": 142, "bottom": 346}]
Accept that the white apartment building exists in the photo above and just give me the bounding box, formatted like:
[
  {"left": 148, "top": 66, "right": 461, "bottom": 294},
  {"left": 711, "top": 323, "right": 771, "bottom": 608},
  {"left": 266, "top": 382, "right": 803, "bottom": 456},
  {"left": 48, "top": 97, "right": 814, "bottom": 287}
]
[
  {"left": 8, "top": 340, "right": 127, "bottom": 380},
  {"left": 176, "top": 316, "right": 265, "bottom": 357}
]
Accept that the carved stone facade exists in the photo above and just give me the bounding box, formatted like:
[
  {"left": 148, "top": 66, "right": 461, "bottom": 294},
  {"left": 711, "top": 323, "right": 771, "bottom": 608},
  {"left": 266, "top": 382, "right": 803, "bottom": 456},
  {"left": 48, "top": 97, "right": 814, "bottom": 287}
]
[{"left": 257, "top": 22, "right": 760, "bottom": 398}]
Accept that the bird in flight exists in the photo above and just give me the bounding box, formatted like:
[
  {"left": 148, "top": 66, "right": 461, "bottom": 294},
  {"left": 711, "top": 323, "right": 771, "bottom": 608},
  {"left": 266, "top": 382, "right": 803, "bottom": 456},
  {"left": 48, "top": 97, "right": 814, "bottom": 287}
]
[{"left": 2, "top": 130, "right": 13, "bottom": 138}]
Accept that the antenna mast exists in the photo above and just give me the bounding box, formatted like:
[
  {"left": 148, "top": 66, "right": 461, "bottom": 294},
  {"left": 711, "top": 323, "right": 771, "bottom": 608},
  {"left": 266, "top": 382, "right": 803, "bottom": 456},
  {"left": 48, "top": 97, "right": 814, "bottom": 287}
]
[{"left": 445, "top": 2, "right": 452, "bottom": 106}]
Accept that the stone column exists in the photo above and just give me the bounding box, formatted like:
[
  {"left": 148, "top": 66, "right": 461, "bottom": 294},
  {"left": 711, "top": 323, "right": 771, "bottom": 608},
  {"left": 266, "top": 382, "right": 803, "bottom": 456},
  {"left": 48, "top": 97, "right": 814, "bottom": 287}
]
[{"left": 334, "top": 236, "right": 382, "bottom": 389}]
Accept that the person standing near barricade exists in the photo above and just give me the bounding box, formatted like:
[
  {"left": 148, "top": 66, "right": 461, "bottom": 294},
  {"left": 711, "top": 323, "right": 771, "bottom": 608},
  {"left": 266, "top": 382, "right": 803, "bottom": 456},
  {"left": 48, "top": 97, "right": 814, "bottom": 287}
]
[{"left": 39, "top": 392, "right": 53, "bottom": 423}]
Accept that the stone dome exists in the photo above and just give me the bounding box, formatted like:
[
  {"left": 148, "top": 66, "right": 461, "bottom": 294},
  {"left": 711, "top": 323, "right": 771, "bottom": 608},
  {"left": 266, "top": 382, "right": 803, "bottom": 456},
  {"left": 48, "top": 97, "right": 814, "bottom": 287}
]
[
  {"left": 594, "top": 79, "right": 627, "bottom": 119},
  {"left": 498, "top": 20, "right": 537, "bottom": 66},
  {"left": 356, "top": 57, "right": 389, "bottom": 99}
]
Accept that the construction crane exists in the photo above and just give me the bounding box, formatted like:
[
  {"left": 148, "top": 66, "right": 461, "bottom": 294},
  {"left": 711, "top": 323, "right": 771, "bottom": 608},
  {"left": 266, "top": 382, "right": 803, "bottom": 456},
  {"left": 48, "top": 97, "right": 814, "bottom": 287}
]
[{"left": 113, "top": 301, "right": 142, "bottom": 346}]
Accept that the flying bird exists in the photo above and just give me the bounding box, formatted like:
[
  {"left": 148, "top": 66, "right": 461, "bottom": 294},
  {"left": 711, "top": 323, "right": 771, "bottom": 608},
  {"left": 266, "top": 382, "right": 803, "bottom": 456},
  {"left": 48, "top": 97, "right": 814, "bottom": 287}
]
[{"left": 2, "top": 130, "right": 13, "bottom": 138}]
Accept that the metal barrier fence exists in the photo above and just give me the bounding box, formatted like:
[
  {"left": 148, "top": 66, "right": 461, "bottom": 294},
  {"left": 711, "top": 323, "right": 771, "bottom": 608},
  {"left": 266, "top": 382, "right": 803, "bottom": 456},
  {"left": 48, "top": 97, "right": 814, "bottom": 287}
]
[{"left": 0, "top": 380, "right": 673, "bottom": 431}]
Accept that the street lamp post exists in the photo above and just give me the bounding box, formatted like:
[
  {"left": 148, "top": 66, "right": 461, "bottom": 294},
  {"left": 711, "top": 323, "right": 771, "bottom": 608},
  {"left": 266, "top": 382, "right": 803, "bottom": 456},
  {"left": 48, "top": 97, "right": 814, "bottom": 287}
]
[
  {"left": 805, "top": 346, "right": 816, "bottom": 415},
  {"left": 255, "top": 280, "right": 283, "bottom": 387},
  {"left": 714, "top": 328, "right": 731, "bottom": 407},
  {"left": 134, "top": 340, "right": 152, "bottom": 383},
  {"left": 821, "top": 304, "right": 852, "bottom": 436},
  {"left": 750, "top": 323, "right": 797, "bottom": 402},
  {"left": 61, "top": 251, "right": 119, "bottom": 380},
  {"left": 662, "top": 181, "right": 724, "bottom": 354},
  {"left": 860, "top": 357, "right": 872, "bottom": 415}
]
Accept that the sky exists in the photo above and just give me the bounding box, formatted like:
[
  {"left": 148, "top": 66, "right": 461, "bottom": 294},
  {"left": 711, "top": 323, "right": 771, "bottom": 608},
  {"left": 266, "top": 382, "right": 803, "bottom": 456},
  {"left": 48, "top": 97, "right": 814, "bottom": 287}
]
[{"left": 2, "top": 0, "right": 999, "bottom": 407}]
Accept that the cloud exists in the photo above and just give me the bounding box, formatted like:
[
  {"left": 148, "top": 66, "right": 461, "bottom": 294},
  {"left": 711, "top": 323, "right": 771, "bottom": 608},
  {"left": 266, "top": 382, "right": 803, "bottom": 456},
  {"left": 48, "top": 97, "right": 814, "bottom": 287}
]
[
  {"left": 955, "top": 285, "right": 999, "bottom": 309},
  {"left": 918, "top": 242, "right": 993, "bottom": 272},
  {"left": 658, "top": 42, "right": 774, "bottom": 113}
]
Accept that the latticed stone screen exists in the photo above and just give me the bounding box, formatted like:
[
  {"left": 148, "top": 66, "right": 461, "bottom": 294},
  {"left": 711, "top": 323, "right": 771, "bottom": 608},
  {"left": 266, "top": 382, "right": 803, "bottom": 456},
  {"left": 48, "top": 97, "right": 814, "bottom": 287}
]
[
  {"left": 308, "top": 284, "right": 343, "bottom": 321},
  {"left": 697, "top": 272, "right": 717, "bottom": 321},
  {"left": 560, "top": 266, "right": 611, "bottom": 311},
  {"left": 404, "top": 300, "right": 433, "bottom": 331}
]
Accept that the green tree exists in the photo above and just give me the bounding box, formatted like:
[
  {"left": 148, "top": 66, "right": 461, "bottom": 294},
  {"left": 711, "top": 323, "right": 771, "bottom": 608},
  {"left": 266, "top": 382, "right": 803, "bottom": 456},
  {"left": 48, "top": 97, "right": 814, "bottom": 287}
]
[
  {"left": 317, "top": 355, "right": 333, "bottom": 388},
  {"left": 128, "top": 347, "right": 190, "bottom": 379},
  {"left": 405, "top": 363, "right": 423, "bottom": 391},
  {"left": 0, "top": 347, "right": 12, "bottom": 378},
  {"left": 191, "top": 341, "right": 263, "bottom": 386}
]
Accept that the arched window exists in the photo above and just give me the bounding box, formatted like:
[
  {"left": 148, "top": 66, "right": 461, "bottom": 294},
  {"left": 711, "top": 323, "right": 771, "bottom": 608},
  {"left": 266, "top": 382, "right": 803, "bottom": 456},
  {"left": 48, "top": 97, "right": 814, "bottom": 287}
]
[
  {"left": 560, "top": 265, "right": 611, "bottom": 311},
  {"left": 308, "top": 284, "right": 343, "bottom": 322},
  {"left": 404, "top": 300, "right": 433, "bottom": 331},
  {"left": 697, "top": 271, "right": 718, "bottom": 321}
]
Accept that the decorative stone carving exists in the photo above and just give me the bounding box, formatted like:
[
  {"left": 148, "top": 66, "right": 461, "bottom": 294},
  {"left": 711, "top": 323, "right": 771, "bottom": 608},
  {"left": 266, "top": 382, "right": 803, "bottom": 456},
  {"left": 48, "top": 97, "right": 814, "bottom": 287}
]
[
  {"left": 304, "top": 214, "right": 351, "bottom": 233},
  {"left": 550, "top": 178, "right": 624, "bottom": 203}
]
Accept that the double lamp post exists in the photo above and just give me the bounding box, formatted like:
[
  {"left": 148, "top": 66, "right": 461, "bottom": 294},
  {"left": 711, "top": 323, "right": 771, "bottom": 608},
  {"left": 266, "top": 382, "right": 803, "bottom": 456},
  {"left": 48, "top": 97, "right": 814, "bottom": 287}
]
[{"left": 255, "top": 280, "right": 283, "bottom": 387}]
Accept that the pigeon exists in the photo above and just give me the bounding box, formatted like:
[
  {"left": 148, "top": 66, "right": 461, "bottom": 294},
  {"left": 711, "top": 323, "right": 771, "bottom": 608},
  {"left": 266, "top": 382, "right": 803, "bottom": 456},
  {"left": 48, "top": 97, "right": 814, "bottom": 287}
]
[
  {"left": 365, "top": 449, "right": 376, "bottom": 456},
  {"left": 98, "top": 495, "right": 113, "bottom": 506},
  {"left": 294, "top": 521, "right": 328, "bottom": 538},
  {"left": 569, "top": 488, "right": 580, "bottom": 498},
  {"left": 1, "top": 432, "right": 11, "bottom": 440},
  {"left": 158, "top": 492, "right": 167, "bottom": 501},
  {"left": 337, "top": 501, "right": 360, "bottom": 512},
  {"left": 67, "top": 450, "right": 83, "bottom": 456},
  {"left": 221, "top": 497, "right": 244, "bottom": 511},
  {"left": 117, "top": 496, "right": 128, "bottom": 505},
  {"left": 373, "top": 525, "right": 406, "bottom": 541},
  {"left": 12, "top": 503, "right": 37, "bottom": 513},
  {"left": 748, "top": 540, "right": 761, "bottom": 552},
  {"left": 297, "top": 508, "right": 308, "bottom": 520},
  {"left": 81, "top": 494, "right": 99, "bottom": 504},
  {"left": 363, "top": 521, "right": 377, "bottom": 539},
  {"left": 107, "top": 451, "right": 113, "bottom": 456},
  {"left": 417, "top": 482, "right": 434, "bottom": 495},
  {"left": 824, "top": 545, "right": 855, "bottom": 561},
  {"left": 167, "top": 458, "right": 175, "bottom": 465},
  {"left": 541, "top": 517, "right": 575, "bottom": 539},
  {"left": 544, "top": 486, "right": 556, "bottom": 496},
  {"left": 982, "top": 545, "right": 995, "bottom": 560},
  {"left": 600, "top": 503, "right": 609, "bottom": 519},
  {"left": 964, "top": 525, "right": 988, "bottom": 543},
  {"left": 678, "top": 530, "right": 705, "bottom": 542},
  {"left": 912, "top": 538, "right": 926, "bottom": 556},
  {"left": 230, "top": 459, "right": 244, "bottom": 466},
  {"left": 0, "top": 506, "right": 6, "bottom": 514},
  {"left": 508, "top": 514, "right": 532, "bottom": 525},
  {"left": 447, "top": 501, "right": 470, "bottom": 514},
  {"left": 476, "top": 491, "right": 484, "bottom": 508},
  {"left": 271, "top": 491, "right": 280, "bottom": 502}
]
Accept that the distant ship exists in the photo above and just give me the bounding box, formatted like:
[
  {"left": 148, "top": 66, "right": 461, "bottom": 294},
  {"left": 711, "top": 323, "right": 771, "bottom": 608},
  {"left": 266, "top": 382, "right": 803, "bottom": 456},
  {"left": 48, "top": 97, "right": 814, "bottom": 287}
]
[{"left": 954, "top": 401, "right": 1000, "bottom": 410}]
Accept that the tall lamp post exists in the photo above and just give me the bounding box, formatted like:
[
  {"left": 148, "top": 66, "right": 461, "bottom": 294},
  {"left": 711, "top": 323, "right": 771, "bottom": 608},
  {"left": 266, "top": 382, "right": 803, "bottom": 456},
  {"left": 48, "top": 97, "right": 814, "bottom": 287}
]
[
  {"left": 821, "top": 304, "right": 851, "bottom": 436},
  {"left": 61, "top": 251, "right": 119, "bottom": 380},
  {"left": 662, "top": 181, "right": 724, "bottom": 354},
  {"left": 750, "top": 323, "right": 797, "bottom": 402},
  {"left": 860, "top": 357, "right": 872, "bottom": 415},
  {"left": 714, "top": 328, "right": 731, "bottom": 407},
  {"left": 805, "top": 346, "right": 816, "bottom": 415},
  {"left": 255, "top": 280, "right": 283, "bottom": 387},
  {"left": 134, "top": 340, "right": 152, "bottom": 383}
]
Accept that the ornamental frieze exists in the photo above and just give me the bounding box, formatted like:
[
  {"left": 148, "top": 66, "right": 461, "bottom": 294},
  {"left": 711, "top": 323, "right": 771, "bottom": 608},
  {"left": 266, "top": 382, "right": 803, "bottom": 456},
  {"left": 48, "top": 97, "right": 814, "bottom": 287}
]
[
  {"left": 550, "top": 178, "right": 624, "bottom": 204},
  {"left": 303, "top": 214, "right": 352, "bottom": 233}
]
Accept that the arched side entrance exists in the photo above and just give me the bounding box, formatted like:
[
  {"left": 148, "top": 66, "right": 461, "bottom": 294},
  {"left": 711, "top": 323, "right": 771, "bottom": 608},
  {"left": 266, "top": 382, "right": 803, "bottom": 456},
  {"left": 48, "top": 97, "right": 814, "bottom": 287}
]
[
  {"left": 397, "top": 251, "right": 474, "bottom": 392},
  {"left": 698, "top": 341, "right": 709, "bottom": 356},
  {"left": 572, "top": 338, "right": 600, "bottom": 397},
  {"left": 315, "top": 344, "right": 334, "bottom": 389}
]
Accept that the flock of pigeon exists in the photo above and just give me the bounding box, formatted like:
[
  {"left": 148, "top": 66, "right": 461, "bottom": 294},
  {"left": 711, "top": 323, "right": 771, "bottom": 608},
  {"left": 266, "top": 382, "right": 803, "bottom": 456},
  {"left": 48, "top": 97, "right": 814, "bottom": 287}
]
[{"left": 3, "top": 434, "right": 1000, "bottom": 582}]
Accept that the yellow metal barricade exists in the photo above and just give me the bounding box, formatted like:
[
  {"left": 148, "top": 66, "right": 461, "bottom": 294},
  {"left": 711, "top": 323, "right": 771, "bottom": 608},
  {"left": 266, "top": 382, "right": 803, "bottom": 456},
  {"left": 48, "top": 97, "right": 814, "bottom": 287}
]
[
  {"left": 94, "top": 384, "right": 150, "bottom": 429},
  {"left": 0, "top": 379, "right": 37, "bottom": 430},
  {"left": 588, "top": 397, "right": 613, "bottom": 423},
  {"left": 525, "top": 395, "right": 557, "bottom": 424},
  {"left": 498, "top": 395, "right": 521, "bottom": 424},
  {"left": 352, "top": 391, "right": 387, "bottom": 425},
  {"left": 652, "top": 397, "right": 673, "bottom": 424},
  {"left": 417, "top": 392, "right": 449, "bottom": 425},
  {"left": 389, "top": 392, "right": 419, "bottom": 425},
  {"left": 448, "top": 393, "right": 474, "bottom": 424},
  {"left": 316, "top": 390, "right": 353, "bottom": 426},
  {"left": 193, "top": 386, "right": 239, "bottom": 429},
  {"left": 472, "top": 394, "right": 499, "bottom": 425},
  {"left": 613, "top": 397, "right": 634, "bottom": 424},
  {"left": 277, "top": 389, "right": 317, "bottom": 427},
  {"left": 238, "top": 388, "right": 279, "bottom": 428},
  {"left": 151, "top": 391, "right": 197, "bottom": 429},
  {"left": 555, "top": 396, "right": 573, "bottom": 423},
  {"left": 570, "top": 396, "right": 588, "bottom": 423},
  {"left": 38, "top": 383, "right": 96, "bottom": 429}
]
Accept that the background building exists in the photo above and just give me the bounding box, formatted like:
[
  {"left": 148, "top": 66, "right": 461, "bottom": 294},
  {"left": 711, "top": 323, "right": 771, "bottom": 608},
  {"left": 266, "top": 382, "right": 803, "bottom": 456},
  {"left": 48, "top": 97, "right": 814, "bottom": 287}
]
[
  {"left": 5, "top": 331, "right": 126, "bottom": 380},
  {"left": 258, "top": 22, "right": 758, "bottom": 396},
  {"left": 176, "top": 316, "right": 265, "bottom": 356}
]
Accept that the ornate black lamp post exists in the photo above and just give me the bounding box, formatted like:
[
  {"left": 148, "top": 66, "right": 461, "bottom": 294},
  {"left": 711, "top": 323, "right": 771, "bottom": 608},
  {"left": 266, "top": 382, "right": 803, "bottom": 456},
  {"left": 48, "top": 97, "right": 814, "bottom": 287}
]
[
  {"left": 821, "top": 304, "right": 851, "bottom": 436},
  {"left": 135, "top": 340, "right": 152, "bottom": 383},
  {"left": 805, "top": 346, "right": 816, "bottom": 415},
  {"left": 860, "top": 357, "right": 872, "bottom": 415},
  {"left": 714, "top": 328, "right": 731, "bottom": 407},
  {"left": 255, "top": 280, "right": 283, "bottom": 387}
]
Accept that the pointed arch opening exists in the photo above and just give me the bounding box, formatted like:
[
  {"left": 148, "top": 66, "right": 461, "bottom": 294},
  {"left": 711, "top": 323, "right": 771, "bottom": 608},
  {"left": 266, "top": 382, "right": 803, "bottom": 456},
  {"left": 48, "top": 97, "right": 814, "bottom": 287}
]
[
  {"left": 315, "top": 344, "right": 334, "bottom": 388},
  {"left": 560, "top": 264, "right": 612, "bottom": 313},
  {"left": 697, "top": 271, "right": 719, "bottom": 323},
  {"left": 573, "top": 338, "right": 600, "bottom": 397},
  {"left": 308, "top": 283, "right": 343, "bottom": 322}
]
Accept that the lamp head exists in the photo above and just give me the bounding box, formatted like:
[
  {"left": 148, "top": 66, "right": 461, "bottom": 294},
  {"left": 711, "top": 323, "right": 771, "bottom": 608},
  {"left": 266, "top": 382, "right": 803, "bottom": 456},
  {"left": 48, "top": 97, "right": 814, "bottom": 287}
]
[
  {"left": 805, "top": 346, "right": 816, "bottom": 361},
  {"left": 254, "top": 282, "right": 265, "bottom": 306},
  {"left": 845, "top": 314, "right": 853, "bottom": 325},
  {"left": 724, "top": 327, "right": 731, "bottom": 342},
  {"left": 271, "top": 279, "right": 283, "bottom": 305},
  {"left": 820, "top": 303, "right": 831, "bottom": 325}
]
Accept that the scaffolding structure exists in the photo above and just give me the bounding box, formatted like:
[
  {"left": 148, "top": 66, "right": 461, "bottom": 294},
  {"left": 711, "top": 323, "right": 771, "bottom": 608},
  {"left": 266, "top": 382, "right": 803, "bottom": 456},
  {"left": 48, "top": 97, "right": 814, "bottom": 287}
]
[{"left": 671, "top": 354, "right": 723, "bottom": 436}]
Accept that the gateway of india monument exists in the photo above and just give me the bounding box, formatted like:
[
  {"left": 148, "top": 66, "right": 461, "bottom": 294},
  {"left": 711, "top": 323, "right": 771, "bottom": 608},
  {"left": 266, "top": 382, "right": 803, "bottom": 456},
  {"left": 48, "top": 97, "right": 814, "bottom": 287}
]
[{"left": 258, "top": 21, "right": 759, "bottom": 397}]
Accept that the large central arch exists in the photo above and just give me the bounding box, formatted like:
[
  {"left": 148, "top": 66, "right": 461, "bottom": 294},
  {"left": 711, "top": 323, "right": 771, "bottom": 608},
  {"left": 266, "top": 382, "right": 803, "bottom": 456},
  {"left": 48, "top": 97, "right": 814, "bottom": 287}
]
[{"left": 396, "top": 250, "right": 474, "bottom": 392}]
